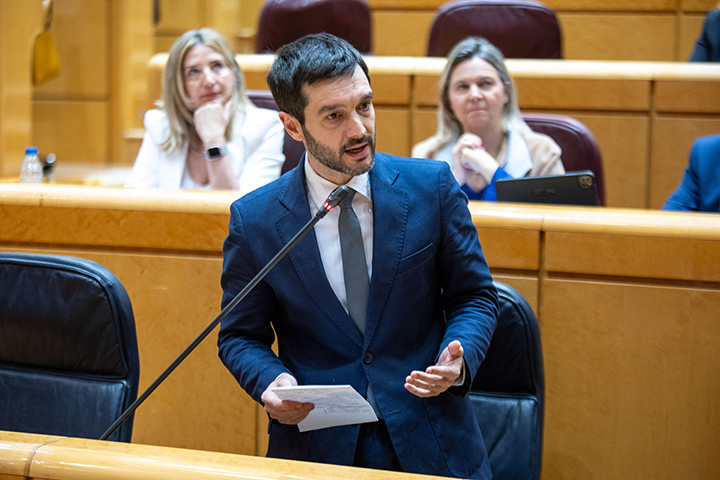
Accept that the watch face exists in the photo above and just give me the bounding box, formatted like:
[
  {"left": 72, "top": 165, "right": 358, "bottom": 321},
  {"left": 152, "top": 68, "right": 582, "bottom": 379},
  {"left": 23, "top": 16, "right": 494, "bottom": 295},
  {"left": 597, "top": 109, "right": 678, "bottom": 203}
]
[{"left": 205, "top": 145, "right": 227, "bottom": 160}]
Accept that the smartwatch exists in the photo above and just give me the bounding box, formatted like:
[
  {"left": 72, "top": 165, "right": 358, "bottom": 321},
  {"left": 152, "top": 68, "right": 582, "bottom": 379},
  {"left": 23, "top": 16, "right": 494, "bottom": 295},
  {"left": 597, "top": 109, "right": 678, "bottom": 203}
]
[{"left": 204, "top": 144, "right": 228, "bottom": 161}]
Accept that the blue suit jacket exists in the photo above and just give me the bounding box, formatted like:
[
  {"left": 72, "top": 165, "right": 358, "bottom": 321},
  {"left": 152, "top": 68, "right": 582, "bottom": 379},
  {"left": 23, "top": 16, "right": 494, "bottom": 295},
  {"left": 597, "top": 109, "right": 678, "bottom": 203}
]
[
  {"left": 663, "top": 135, "right": 720, "bottom": 212},
  {"left": 690, "top": 11, "right": 720, "bottom": 62},
  {"left": 218, "top": 153, "right": 498, "bottom": 479}
]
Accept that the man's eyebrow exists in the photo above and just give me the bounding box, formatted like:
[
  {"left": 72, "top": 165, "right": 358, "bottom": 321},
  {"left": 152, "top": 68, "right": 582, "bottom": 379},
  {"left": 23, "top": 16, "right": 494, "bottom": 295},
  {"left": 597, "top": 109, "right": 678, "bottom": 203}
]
[{"left": 316, "top": 92, "right": 374, "bottom": 116}]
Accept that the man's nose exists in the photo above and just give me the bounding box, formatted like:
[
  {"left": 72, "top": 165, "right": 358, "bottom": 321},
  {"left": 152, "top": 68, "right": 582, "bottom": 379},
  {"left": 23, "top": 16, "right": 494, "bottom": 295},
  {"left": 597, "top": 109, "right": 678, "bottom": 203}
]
[{"left": 347, "top": 112, "right": 367, "bottom": 137}]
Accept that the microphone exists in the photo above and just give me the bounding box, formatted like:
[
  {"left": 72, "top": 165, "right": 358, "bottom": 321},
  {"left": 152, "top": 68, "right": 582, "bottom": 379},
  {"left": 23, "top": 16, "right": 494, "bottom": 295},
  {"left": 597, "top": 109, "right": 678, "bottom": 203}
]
[{"left": 100, "top": 185, "right": 351, "bottom": 441}]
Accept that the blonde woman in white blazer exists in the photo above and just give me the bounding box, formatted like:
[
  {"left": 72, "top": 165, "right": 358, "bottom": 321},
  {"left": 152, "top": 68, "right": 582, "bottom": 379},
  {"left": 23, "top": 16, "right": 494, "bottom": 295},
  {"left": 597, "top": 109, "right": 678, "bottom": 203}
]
[{"left": 126, "top": 28, "right": 284, "bottom": 193}]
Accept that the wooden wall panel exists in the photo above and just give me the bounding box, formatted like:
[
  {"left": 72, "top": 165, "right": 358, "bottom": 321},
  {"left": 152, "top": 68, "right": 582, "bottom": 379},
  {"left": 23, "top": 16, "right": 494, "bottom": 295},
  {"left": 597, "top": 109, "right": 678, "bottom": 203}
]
[
  {"left": 571, "top": 114, "right": 649, "bottom": 209},
  {"left": 0, "top": 0, "right": 37, "bottom": 177},
  {"left": 240, "top": 0, "right": 265, "bottom": 30},
  {"left": 655, "top": 79, "right": 720, "bottom": 113},
  {"left": 544, "top": 231, "right": 720, "bottom": 282},
  {"left": 559, "top": 14, "right": 677, "bottom": 61},
  {"left": 369, "top": 0, "right": 445, "bottom": 8},
  {"left": 679, "top": 14, "right": 707, "bottom": 60},
  {"left": 413, "top": 75, "right": 653, "bottom": 112},
  {"left": 32, "top": 101, "right": 108, "bottom": 164},
  {"left": 682, "top": 0, "right": 717, "bottom": 12},
  {"left": 546, "top": 0, "right": 677, "bottom": 9},
  {"left": 33, "top": 0, "right": 109, "bottom": 98},
  {"left": 476, "top": 227, "right": 541, "bottom": 271},
  {"left": 111, "top": 0, "right": 153, "bottom": 166},
  {"left": 203, "top": 0, "right": 242, "bottom": 41},
  {"left": 490, "top": 274, "right": 540, "bottom": 318},
  {"left": 649, "top": 117, "right": 720, "bottom": 208},
  {"left": 514, "top": 78, "right": 652, "bottom": 111},
  {"left": 155, "top": 0, "right": 203, "bottom": 33},
  {"left": 375, "top": 107, "right": 410, "bottom": 156},
  {"left": 542, "top": 279, "right": 720, "bottom": 480},
  {"left": 372, "top": 11, "right": 434, "bottom": 57},
  {"left": 411, "top": 108, "right": 437, "bottom": 148}
]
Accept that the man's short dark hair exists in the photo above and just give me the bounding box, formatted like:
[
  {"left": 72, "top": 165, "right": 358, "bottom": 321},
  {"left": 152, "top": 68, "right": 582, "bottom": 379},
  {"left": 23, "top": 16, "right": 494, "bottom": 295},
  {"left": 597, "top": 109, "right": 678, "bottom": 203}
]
[{"left": 266, "top": 33, "right": 370, "bottom": 126}]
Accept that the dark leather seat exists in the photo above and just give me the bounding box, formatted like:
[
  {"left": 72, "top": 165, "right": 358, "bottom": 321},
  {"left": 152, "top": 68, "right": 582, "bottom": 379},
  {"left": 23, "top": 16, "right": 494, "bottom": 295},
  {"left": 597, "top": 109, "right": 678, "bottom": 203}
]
[
  {"left": 522, "top": 113, "right": 605, "bottom": 205},
  {"left": 247, "top": 90, "right": 305, "bottom": 174},
  {"left": 428, "top": 0, "right": 562, "bottom": 59},
  {"left": 0, "top": 253, "right": 140, "bottom": 442},
  {"left": 255, "top": 0, "right": 372, "bottom": 54},
  {"left": 473, "top": 281, "right": 544, "bottom": 480}
]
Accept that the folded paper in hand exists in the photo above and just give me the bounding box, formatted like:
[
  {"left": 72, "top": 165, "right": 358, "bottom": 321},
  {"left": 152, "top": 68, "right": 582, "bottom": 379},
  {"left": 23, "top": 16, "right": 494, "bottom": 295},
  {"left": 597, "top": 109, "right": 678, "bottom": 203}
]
[{"left": 271, "top": 384, "right": 378, "bottom": 432}]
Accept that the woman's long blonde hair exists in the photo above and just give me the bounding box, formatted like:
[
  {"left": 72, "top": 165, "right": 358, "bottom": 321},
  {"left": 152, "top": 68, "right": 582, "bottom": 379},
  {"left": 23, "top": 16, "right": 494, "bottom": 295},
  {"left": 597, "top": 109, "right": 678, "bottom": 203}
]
[
  {"left": 159, "top": 28, "right": 250, "bottom": 153},
  {"left": 430, "top": 37, "right": 529, "bottom": 155}
]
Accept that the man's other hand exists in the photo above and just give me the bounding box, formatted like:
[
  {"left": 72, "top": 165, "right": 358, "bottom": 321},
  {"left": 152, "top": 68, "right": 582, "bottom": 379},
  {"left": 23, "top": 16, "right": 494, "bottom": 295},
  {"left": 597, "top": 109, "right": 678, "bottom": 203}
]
[{"left": 405, "top": 340, "right": 464, "bottom": 398}]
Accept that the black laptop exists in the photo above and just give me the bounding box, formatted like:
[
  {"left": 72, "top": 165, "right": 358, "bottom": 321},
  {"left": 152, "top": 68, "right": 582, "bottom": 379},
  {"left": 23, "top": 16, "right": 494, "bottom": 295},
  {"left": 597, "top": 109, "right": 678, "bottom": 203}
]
[{"left": 495, "top": 171, "right": 599, "bottom": 206}]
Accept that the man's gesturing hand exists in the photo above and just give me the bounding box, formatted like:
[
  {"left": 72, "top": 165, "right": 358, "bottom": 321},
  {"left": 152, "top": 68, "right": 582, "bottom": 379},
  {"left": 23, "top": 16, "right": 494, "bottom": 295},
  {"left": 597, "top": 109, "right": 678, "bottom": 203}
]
[
  {"left": 405, "top": 340, "right": 464, "bottom": 398},
  {"left": 260, "top": 373, "right": 314, "bottom": 425}
]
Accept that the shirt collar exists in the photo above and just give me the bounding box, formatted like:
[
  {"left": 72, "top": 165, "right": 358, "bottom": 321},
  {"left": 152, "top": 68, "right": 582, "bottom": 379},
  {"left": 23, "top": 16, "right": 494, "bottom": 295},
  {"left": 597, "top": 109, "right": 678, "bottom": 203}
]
[{"left": 304, "top": 154, "right": 371, "bottom": 210}]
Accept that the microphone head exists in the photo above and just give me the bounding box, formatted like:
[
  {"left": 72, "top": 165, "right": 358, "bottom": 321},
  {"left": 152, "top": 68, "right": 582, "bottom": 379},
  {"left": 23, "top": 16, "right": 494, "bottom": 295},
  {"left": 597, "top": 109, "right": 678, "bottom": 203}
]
[{"left": 318, "top": 185, "right": 351, "bottom": 218}]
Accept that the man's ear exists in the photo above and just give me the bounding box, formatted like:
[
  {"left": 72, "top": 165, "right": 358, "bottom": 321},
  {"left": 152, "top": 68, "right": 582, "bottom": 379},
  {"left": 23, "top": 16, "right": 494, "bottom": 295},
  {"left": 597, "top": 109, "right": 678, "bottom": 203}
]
[{"left": 279, "top": 112, "right": 305, "bottom": 143}]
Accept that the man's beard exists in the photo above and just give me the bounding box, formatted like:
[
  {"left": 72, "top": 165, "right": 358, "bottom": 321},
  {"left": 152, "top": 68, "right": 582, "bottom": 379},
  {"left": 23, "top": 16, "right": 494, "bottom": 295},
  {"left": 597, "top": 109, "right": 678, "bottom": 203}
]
[{"left": 301, "top": 124, "right": 376, "bottom": 177}]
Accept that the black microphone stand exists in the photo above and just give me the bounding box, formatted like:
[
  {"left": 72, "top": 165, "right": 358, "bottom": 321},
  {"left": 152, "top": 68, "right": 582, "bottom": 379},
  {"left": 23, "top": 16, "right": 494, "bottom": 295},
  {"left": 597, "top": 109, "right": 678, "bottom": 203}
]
[{"left": 100, "top": 185, "right": 350, "bottom": 441}]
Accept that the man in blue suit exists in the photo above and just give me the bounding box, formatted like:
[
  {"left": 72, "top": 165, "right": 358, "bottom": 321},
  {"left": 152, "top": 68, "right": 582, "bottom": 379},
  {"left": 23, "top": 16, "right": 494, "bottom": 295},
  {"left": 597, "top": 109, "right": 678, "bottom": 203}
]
[
  {"left": 663, "top": 134, "right": 720, "bottom": 212},
  {"left": 218, "top": 34, "right": 498, "bottom": 479}
]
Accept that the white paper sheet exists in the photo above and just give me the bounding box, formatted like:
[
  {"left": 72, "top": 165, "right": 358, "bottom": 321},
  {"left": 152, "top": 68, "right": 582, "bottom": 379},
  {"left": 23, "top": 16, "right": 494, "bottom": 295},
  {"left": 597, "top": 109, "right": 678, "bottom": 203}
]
[{"left": 271, "top": 384, "right": 378, "bottom": 432}]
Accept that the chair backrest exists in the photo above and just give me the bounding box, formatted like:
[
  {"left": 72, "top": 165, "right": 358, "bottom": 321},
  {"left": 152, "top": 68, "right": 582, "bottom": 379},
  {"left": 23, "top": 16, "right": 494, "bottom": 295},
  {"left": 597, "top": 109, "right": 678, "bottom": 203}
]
[
  {"left": 256, "top": 0, "right": 372, "bottom": 54},
  {"left": 472, "top": 281, "right": 544, "bottom": 480},
  {"left": 246, "top": 90, "right": 305, "bottom": 174},
  {"left": 0, "top": 253, "right": 140, "bottom": 442},
  {"left": 522, "top": 113, "right": 605, "bottom": 205},
  {"left": 428, "top": 0, "right": 562, "bottom": 59}
]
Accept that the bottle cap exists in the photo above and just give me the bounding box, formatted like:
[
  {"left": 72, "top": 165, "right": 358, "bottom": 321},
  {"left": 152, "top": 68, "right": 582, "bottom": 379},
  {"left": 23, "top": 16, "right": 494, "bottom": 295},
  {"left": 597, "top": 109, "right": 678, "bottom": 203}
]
[{"left": 25, "top": 147, "right": 38, "bottom": 155}]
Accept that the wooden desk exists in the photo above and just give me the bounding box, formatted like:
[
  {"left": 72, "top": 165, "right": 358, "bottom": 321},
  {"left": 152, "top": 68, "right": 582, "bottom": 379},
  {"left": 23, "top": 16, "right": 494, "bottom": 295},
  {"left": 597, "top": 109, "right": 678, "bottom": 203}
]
[
  {"left": 2, "top": 185, "right": 720, "bottom": 479},
  {"left": 0, "top": 430, "right": 449, "bottom": 480}
]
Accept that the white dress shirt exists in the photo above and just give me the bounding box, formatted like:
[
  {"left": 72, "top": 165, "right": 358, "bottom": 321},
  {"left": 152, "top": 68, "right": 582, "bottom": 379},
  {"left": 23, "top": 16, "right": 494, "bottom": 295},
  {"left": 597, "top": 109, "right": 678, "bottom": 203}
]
[{"left": 304, "top": 159, "right": 373, "bottom": 314}]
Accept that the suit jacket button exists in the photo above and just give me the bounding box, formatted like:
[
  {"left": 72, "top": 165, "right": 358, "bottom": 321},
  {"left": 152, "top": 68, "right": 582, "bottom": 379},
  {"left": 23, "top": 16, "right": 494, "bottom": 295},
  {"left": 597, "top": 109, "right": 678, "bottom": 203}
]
[{"left": 364, "top": 352, "right": 373, "bottom": 364}]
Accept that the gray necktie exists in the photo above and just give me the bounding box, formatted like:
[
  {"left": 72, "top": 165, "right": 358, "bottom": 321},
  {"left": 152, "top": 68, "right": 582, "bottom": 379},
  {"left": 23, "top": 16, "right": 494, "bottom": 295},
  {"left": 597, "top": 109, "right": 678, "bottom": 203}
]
[
  {"left": 338, "top": 189, "right": 381, "bottom": 418},
  {"left": 338, "top": 189, "right": 369, "bottom": 334}
]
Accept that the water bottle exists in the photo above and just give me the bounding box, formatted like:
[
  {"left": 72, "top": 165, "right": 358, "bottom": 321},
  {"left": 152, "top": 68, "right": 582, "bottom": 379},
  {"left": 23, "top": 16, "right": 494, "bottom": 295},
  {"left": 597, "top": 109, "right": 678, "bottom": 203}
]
[{"left": 19, "top": 147, "right": 43, "bottom": 183}]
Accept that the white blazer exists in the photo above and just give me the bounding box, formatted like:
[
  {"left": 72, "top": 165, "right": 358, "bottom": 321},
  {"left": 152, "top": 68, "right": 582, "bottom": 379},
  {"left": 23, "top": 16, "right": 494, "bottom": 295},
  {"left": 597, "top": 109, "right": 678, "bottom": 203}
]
[{"left": 125, "top": 103, "right": 285, "bottom": 194}]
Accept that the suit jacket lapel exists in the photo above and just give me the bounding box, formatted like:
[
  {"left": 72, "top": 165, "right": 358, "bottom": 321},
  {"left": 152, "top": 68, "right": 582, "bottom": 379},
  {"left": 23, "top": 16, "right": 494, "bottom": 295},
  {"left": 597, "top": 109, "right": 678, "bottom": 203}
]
[
  {"left": 276, "top": 160, "right": 364, "bottom": 346},
  {"left": 364, "top": 155, "right": 407, "bottom": 344}
]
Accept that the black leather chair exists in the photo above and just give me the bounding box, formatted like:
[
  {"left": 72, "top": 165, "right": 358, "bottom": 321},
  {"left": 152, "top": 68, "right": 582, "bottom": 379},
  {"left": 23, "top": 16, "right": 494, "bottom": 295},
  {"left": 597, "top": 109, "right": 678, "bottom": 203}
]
[
  {"left": 0, "top": 253, "right": 140, "bottom": 442},
  {"left": 255, "top": 0, "right": 372, "bottom": 54},
  {"left": 473, "top": 281, "right": 544, "bottom": 480},
  {"left": 247, "top": 90, "right": 305, "bottom": 174},
  {"left": 428, "top": 0, "right": 562, "bottom": 59},
  {"left": 522, "top": 113, "right": 606, "bottom": 205}
]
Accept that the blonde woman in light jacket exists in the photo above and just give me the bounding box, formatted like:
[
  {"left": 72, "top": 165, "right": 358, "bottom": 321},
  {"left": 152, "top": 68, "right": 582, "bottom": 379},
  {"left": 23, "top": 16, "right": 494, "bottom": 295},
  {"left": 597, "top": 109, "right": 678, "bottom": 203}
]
[
  {"left": 412, "top": 37, "right": 563, "bottom": 201},
  {"left": 126, "top": 28, "right": 284, "bottom": 193}
]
